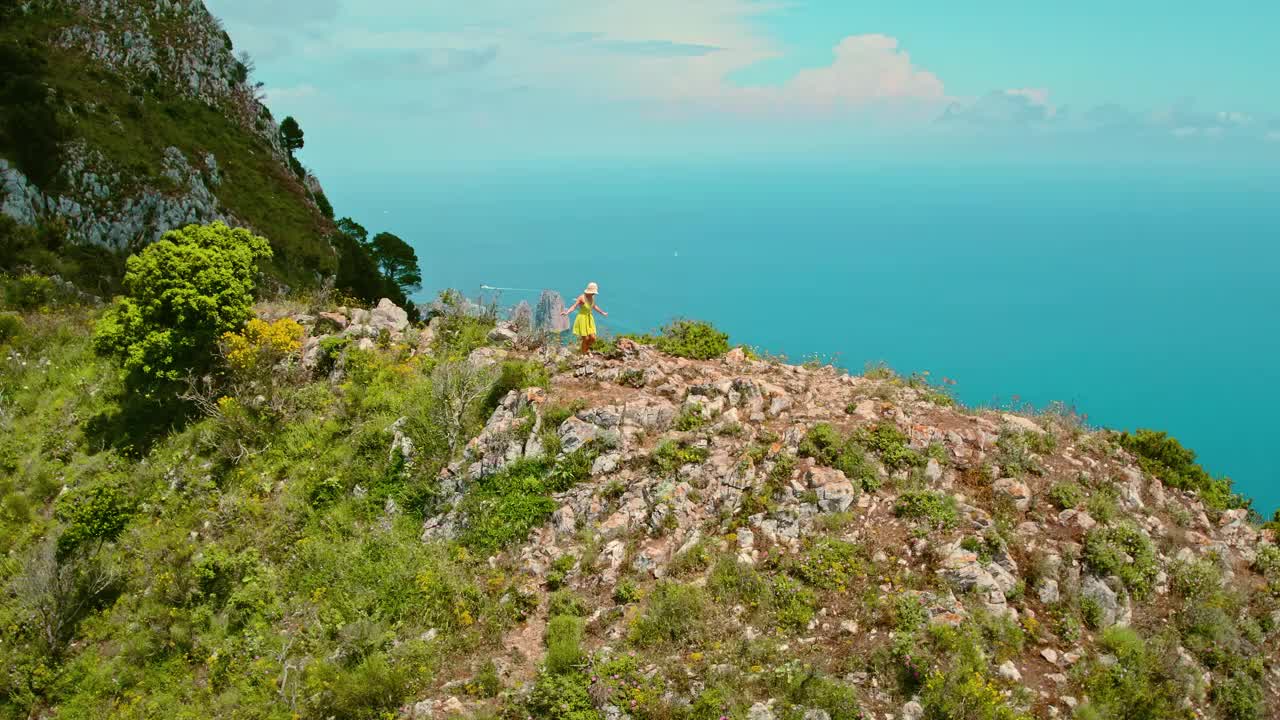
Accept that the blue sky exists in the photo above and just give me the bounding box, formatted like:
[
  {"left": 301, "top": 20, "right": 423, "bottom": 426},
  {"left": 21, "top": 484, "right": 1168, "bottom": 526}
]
[{"left": 205, "top": 0, "right": 1280, "bottom": 171}]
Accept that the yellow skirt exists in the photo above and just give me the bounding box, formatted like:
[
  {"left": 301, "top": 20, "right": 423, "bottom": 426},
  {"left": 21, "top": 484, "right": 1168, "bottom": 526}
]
[{"left": 572, "top": 310, "right": 596, "bottom": 337}]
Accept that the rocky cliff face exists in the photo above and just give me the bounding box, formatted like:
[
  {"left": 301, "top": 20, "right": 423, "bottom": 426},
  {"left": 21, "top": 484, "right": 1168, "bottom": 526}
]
[
  {"left": 395, "top": 331, "right": 1278, "bottom": 720},
  {"left": 1, "top": 0, "right": 334, "bottom": 283}
]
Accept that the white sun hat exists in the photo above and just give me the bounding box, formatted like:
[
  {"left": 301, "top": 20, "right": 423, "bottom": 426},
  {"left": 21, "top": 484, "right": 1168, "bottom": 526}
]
[{"left": 584, "top": 282, "right": 599, "bottom": 295}]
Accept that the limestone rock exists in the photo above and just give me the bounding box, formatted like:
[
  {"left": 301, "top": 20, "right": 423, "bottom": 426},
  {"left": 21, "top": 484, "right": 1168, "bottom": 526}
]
[
  {"left": 993, "top": 477, "right": 1032, "bottom": 511},
  {"left": 371, "top": 299, "right": 410, "bottom": 333},
  {"left": 1081, "top": 574, "right": 1132, "bottom": 628}
]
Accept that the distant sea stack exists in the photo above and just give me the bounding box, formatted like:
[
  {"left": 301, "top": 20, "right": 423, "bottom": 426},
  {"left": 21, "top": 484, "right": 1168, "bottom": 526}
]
[{"left": 535, "top": 289, "right": 569, "bottom": 333}]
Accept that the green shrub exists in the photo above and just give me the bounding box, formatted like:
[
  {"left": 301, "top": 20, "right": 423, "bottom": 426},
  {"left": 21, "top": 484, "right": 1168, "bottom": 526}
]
[
  {"left": 770, "top": 575, "right": 817, "bottom": 630},
  {"left": 1252, "top": 545, "right": 1280, "bottom": 578},
  {"left": 457, "top": 448, "right": 598, "bottom": 552},
  {"left": 894, "top": 491, "right": 958, "bottom": 529},
  {"left": 303, "top": 653, "right": 412, "bottom": 718},
  {"left": 1049, "top": 606, "right": 1082, "bottom": 643},
  {"left": 674, "top": 403, "right": 706, "bottom": 431},
  {"left": 1082, "top": 524, "right": 1158, "bottom": 597},
  {"left": 542, "top": 400, "right": 586, "bottom": 430},
  {"left": 863, "top": 361, "right": 896, "bottom": 380},
  {"left": 546, "top": 615, "right": 586, "bottom": 674},
  {"left": 629, "top": 581, "right": 709, "bottom": 647},
  {"left": 53, "top": 479, "right": 135, "bottom": 559},
  {"left": 483, "top": 360, "right": 550, "bottom": 418},
  {"left": 588, "top": 654, "right": 667, "bottom": 717},
  {"left": 0, "top": 311, "right": 22, "bottom": 345},
  {"left": 1075, "top": 627, "right": 1195, "bottom": 720},
  {"left": 893, "top": 594, "right": 929, "bottom": 634},
  {"left": 651, "top": 319, "right": 730, "bottom": 360},
  {"left": 469, "top": 660, "right": 501, "bottom": 698},
  {"left": 546, "top": 554, "right": 577, "bottom": 590},
  {"left": 1046, "top": 481, "right": 1085, "bottom": 510},
  {"left": 790, "top": 537, "right": 866, "bottom": 591},
  {"left": 2, "top": 274, "right": 56, "bottom": 310},
  {"left": 798, "top": 423, "right": 878, "bottom": 490},
  {"left": 765, "top": 660, "right": 864, "bottom": 720},
  {"left": 1080, "top": 597, "right": 1104, "bottom": 629},
  {"left": 548, "top": 590, "right": 588, "bottom": 617},
  {"left": 993, "top": 430, "right": 1048, "bottom": 477},
  {"left": 1118, "top": 429, "right": 1247, "bottom": 510},
  {"left": 525, "top": 669, "right": 598, "bottom": 720},
  {"left": 612, "top": 580, "right": 641, "bottom": 605},
  {"left": 1170, "top": 557, "right": 1222, "bottom": 598},
  {"left": 667, "top": 538, "right": 712, "bottom": 576},
  {"left": 651, "top": 440, "right": 709, "bottom": 476},
  {"left": 618, "top": 368, "right": 645, "bottom": 388},
  {"left": 855, "top": 422, "right": 925, "bottom": 472},
  {"left": 93, "top": 222, "right": 272, "bottom": 393},
  {"left": 960, "top": 535, "right": 996, "bottom": 564},
  {"left": 1085, "top": 486, "right": 1120, "bottom": 525},
  {"left": 709, "top": 557, "right": 770, "bottom": 608},
  {"left": 457, "top": 471, "right": 557, "bottom": 553},
  {"left": 920, "top": 668, "right": 1030, "bottom": 720},
  {"left": 1213, "top": 673, "right": 1264, "bottom": 720}
]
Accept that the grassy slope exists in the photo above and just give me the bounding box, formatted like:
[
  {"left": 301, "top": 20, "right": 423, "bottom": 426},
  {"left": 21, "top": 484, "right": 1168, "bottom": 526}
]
[
  {"left": 0, "top": 306, "right": 514, "bottom": 719},
  {"left": 0, "top": 8, "right": 336, "bottom": 287}
]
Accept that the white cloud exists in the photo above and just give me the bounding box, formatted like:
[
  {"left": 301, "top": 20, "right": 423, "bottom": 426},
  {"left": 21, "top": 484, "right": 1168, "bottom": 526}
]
[
  {"left": 211, "top": 0, "right": 949, "bottom": 122},
  {"left": 938, "top": 88, "right": 1057, "bottom": 129},
  {"left": 769, "top": 35, "right": 945, "bottom": 110}
]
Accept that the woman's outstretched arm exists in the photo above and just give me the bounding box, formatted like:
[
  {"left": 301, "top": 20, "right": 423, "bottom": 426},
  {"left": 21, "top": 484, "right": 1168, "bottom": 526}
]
[
  {"left": 592, "top": 303, "right": 608, "bottom": 317},
  {"left": 562, "top": 295, "right": 583, "bottom": 315}
]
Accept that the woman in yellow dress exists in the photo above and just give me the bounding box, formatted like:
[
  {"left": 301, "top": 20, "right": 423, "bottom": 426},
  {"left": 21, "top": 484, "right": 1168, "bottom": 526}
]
[{"left": 562, "top": 281, "right": 608, "bottom": 354}]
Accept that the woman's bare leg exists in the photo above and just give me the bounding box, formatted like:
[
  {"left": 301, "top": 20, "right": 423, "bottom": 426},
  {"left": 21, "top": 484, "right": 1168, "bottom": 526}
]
[
  {"left": 579, "top": 336, "right": 590, "bottom": 354},
  {"left": 585, "top": 335, "right": 596, "bottom": 353}
]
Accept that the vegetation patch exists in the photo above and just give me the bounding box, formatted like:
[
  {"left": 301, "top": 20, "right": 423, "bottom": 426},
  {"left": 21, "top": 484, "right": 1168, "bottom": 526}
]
[
  {"left": 788, "top": 537, "right": 867, "bottom": 591},
  {"left": 798, "top": 423, "right": 879, "bottom": 491},
  {"left": 855, "top": 422, "right": 925, "bottom": 472},
  {"left": 651, "top": 440, "right": 709, "bottom": 476},
  {"left": 1046, "top": 480, "right": 1085, "bottom": 510},
  {"left": 674, "top": 403, "right": 707, "bottom": 432},
  {"left": 456, "top": 447, "right": 598, "bottom": 553},
  {"left": 1082, "top": 523, "right": 1159, "bottom": 598},
  {"left": 894, "top": 490, "right": 959, "bottom": 529},
  {"left": 629, "top": 581, "right": 710, "bottom": 648},
  {"left": 625, "top": 319, "right": 731, "bottom": 360},
  {"left": 1118, "top": 429, "right": 1247, "bottom": 511},
  {"left": 994, "top": 429, "right": 1052, "bottom": 477}
]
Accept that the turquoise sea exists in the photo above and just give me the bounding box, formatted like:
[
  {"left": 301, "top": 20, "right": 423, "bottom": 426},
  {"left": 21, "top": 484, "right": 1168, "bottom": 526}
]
[{"left": 330, "top": 164, "right": 1280, "bottom": 515}]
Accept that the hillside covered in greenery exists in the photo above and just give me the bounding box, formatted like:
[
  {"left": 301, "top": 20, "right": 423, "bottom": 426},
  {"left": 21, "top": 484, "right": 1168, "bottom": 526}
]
[{"left": 2, "top": 221, "right": 1279, "bottom": 720}]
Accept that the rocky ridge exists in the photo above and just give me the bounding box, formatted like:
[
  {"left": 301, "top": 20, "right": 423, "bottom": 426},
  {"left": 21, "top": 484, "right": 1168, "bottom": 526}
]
[{"left": 385, "top": 325, "right": 1278, "bottom": 720}]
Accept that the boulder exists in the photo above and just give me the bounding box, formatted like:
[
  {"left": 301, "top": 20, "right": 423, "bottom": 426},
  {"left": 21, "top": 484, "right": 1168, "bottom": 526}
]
[
  {"left": 1001, "top": 414, "right": 1045, "bottom": 434},
  {"left": 1037, "top": 578, "right": 1061, "bottom": 604},
  {"left": 488, "top": 323, "right": 519, "bottom": 344},
  {"left": 806, "top": 466, "right": 857, "bottom": 513},
  {"left": 1081, "top": 574, "right": 1131, "bottom": 628},
  {"left": 997, "top": 660, "right": 1022, "bottom": 682},
  {"left": 559, "top": 417, "right": 600, "bottom": 454},
  {"left": 371, "top": 298, "right": 409, "bottom": 332},
  {"left": 318, "top": 311, "right": 348, "bottom": 329},
  {"left": 994, "top": 477, "right": 1032, "bottom": 511}
]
